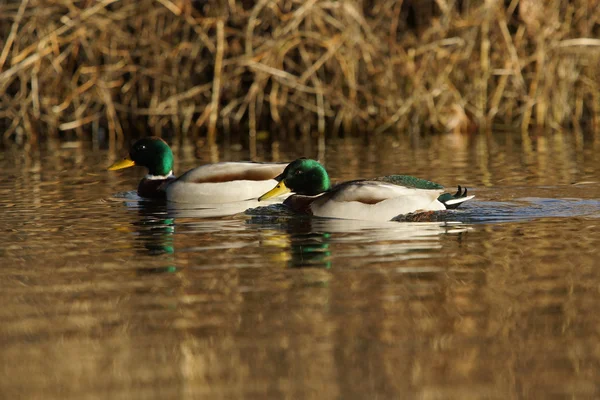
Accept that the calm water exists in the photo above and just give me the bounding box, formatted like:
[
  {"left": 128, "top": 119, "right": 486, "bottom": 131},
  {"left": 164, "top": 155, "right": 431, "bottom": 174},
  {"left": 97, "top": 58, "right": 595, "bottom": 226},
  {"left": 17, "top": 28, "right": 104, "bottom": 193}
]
[{"left": 1, "top": 132, "right": 600, "bottom": 399}]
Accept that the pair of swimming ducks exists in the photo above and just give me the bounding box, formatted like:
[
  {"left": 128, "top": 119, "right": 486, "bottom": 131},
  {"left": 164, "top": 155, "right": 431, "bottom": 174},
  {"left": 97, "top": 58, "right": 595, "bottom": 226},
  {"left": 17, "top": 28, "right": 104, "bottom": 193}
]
[{"left": 109, "top": 137, "right": 474, "bottom": 221}]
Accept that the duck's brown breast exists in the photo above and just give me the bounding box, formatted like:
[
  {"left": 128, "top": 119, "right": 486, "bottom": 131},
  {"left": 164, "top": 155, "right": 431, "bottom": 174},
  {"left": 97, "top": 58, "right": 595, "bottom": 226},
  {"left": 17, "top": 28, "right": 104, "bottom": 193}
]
[{"left": 137, "top": 177, "right": 175, "bottom": 200}]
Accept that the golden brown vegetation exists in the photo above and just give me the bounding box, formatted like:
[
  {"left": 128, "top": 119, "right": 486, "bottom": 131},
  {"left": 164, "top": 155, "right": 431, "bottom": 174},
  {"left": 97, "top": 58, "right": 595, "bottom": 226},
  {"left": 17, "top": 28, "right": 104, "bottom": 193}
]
[{"left": 0, "top": 0, "right": 599, "bottom": 145}]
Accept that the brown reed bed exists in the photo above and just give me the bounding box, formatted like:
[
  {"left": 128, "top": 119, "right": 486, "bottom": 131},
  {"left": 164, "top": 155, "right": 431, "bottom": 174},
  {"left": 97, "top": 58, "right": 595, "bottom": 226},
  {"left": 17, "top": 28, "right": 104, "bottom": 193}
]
[{"left": 0, "top": 0, "right": 599, "bottom": 147}]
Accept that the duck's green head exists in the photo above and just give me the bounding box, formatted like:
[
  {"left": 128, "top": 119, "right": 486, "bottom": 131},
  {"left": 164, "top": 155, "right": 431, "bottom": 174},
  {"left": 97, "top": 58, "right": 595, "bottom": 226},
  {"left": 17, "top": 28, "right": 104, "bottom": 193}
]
[
  {"left": 259, "top": 158, "right": 331, "bottom": 201},
  {"left": 108, "top": 137, "right": 173, "bottom": 176}
]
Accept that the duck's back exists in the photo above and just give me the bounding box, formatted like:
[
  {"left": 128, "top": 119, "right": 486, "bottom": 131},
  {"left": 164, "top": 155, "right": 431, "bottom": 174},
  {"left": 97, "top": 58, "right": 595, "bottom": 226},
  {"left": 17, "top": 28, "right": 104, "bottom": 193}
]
[
  {"left": 309, "top": 179, "right": 445, "bottom": 221},
  {"left": 167, "top": 162, "right": 288, "bottom": 204},
  {"left": 177, "top": 162, "right": 288, "bottom": 184}
]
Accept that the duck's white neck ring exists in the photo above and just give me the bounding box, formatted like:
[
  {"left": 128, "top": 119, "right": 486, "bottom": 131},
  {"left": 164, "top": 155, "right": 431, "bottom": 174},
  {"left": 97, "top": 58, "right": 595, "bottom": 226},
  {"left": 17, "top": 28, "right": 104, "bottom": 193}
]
[{"left": 145, "top": 171, "right": 174, "bottom": 180}]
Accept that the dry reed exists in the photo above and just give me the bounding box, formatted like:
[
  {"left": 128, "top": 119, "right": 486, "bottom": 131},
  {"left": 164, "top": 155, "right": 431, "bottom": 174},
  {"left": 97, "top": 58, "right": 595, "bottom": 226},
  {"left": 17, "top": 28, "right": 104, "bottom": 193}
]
[{"left": 0, "top": 0, "right": 599, "bottom": 146}]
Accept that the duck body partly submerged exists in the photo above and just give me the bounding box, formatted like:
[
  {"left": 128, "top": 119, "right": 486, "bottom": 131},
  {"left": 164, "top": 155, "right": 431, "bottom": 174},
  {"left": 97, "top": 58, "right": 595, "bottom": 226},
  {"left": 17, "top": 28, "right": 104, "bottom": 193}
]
[
  {"left": 109, "top": 137, "right": 288, "bottom": 204},
  {"left": 259, "top": 159, "right": 474, "bottom": 221}
]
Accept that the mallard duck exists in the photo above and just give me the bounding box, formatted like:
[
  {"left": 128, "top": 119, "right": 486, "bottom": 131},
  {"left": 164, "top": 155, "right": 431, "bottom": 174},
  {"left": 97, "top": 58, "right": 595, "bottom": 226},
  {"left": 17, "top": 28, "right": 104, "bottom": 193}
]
[
  {"left": 258, "top": 158, "right": 474, "bottom": 221},
  {"left": 108, "top": 137, "right": 289, "bottom": 203}
]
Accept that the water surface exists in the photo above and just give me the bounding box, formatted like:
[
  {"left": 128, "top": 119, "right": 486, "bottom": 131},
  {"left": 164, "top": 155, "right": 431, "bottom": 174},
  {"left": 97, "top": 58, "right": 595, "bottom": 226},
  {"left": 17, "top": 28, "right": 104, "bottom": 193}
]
[{"left": 1, "top": 132, "right": 600, "bottom": 399}]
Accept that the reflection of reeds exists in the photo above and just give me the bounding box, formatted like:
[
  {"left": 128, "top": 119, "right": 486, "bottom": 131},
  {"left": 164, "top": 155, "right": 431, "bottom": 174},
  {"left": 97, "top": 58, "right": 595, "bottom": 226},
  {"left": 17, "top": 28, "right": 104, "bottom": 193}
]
[{"left": 0, "top": 0, "right": 599, "bottom": 145}]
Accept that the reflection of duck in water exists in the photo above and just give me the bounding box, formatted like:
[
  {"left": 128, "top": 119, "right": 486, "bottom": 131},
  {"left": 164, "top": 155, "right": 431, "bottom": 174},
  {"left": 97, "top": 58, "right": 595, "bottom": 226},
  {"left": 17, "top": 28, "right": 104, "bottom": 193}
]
[
  {"left": 134, "top": 203, "right": 174, "bottom": 255},
  {"left": 131, "top": 201, "right": 177, "bottom": 274},
  {"left": 290, "top": 231, "right": 332, "bottom": 269},
  {"left": 245, "top": 211, "right": 332, "bottom": 269},
  {"left": 248, "top": 212, "right": 471, "bottom": 271},
  {"left": 259, "top": 159, "right": 474, "bottom": 221},
  {"left": 108, "top": 137, "right": 289, "bottom": 204}
]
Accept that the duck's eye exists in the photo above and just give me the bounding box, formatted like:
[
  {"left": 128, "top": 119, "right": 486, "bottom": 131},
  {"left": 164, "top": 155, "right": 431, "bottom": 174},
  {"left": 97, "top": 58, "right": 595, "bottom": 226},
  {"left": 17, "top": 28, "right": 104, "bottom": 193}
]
[{"left": 294, "top": 170, "right": 303, "bottom": 176}]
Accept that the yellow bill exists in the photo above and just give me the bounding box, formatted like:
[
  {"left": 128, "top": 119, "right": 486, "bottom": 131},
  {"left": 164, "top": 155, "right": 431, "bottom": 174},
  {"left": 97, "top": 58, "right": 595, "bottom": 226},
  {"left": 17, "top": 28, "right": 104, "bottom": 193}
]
[
  {"left": 108, "top": 158, "right": 135, "bottom": 171},
  {"left": 259, "top": 181, "right": 291, "bottom": 201}
]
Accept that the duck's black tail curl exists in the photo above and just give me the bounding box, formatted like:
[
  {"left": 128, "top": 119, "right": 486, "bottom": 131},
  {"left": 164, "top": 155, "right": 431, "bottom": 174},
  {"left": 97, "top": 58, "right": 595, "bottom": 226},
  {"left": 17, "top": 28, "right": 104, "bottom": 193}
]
[{"left": 437, "top": 185, "right": 474, "bottom": 209}]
